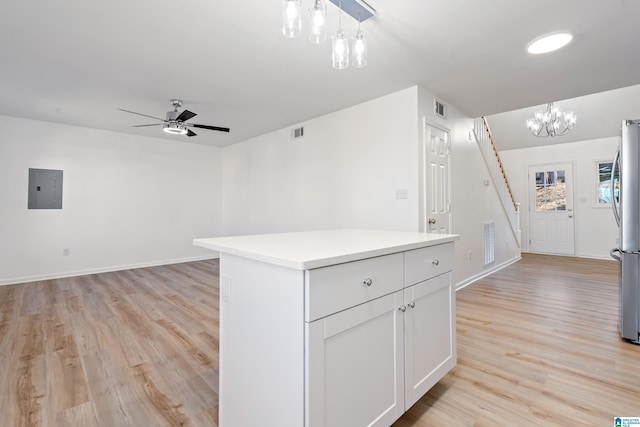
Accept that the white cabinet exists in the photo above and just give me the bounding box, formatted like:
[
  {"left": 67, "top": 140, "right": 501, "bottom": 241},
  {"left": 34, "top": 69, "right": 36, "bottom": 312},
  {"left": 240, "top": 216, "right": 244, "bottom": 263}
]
[
  {"left": 306, "top": 291, "right": 405, "bottom": 427},
  {"left": 306, "top": 243, "right": 455, "bottom": 427},
  {"left": 193, "top": 230, "right": 458, "bottom": 427},
  {"left": 403, "top": 272, "right": 455, "bottom": 408}
]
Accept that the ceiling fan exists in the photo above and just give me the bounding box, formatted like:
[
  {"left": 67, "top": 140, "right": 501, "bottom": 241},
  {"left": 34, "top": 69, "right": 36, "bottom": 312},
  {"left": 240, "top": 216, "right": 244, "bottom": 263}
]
[{"left": 118, "top": 99, "right": 230, "bottom": 137}]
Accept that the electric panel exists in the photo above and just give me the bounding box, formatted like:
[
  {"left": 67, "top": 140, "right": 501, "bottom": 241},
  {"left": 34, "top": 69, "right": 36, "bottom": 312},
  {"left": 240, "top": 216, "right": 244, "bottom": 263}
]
[{"left": 28, "top": 168, "right": 63, "bottom": 209}]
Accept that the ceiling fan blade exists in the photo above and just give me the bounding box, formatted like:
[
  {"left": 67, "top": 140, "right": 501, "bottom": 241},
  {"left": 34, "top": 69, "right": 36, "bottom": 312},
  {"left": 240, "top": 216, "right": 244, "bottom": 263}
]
[
  {"left": 176, "top": 109, "right": 197, "bottom": 122},
  {"left": 190, "top": 123, "right": 231, "bottom": 133},
  {"left": 117, "top": 108, "right": 165, "bottom": 121},
  {"left": 187, "top": 129, "right": 197, "bottom": 137},
  {"left": 132, "top": 123, "right": 162, "bottom": 127}
]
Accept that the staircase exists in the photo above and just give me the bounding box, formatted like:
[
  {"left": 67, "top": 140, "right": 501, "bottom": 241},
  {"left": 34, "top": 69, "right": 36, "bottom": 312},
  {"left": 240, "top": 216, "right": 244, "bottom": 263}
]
[{"left": 473, "top": 116, "right": 521, "bottom": 246}]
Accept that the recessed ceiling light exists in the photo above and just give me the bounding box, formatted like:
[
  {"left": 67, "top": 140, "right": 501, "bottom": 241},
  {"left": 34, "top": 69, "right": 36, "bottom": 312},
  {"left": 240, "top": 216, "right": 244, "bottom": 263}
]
[{"left": 527, "top": 32, "right": 573, "bottom": 54}]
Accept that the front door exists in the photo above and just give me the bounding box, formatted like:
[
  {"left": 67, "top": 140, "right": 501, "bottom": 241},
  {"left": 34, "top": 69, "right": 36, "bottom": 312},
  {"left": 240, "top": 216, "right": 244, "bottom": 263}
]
[
  {"left": 423, "top": 122, "right": 451, "bottom": 233},
  {"left": 528, "top": 163, "right": 575, "bottom": 255}
]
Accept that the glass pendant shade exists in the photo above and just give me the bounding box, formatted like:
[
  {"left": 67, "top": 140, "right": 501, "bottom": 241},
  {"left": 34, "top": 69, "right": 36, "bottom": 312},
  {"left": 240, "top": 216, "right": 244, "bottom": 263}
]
[
  {"left": 351, "top": 28, "right": 367, "bottom": 68},
  {"left": 282, "top": 0, "right": 302, "bottom": 38},
  {"left": 332, "top": 29, "right": 350, "bottom": 69},
  {"left": 309, "top": 0, "right": 327, "bottom": 43}
]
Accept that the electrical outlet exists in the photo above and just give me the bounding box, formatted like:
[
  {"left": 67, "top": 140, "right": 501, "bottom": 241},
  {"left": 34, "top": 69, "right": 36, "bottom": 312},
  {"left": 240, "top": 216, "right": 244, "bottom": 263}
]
[{"left": 467, "top": 250, "right": 472, "bottom": 260}]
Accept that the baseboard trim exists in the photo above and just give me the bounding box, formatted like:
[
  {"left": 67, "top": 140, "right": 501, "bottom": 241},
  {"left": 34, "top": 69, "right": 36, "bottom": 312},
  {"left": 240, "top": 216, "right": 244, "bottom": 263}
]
[
  {"left": 455, "top": 255, "right": 521, "bottom": 292},
  {"left": 521, "top": 250, "right": 614, "bottom": 262},
  {"left": 0, "top": 255, "right": 220, "bottom": 286}
]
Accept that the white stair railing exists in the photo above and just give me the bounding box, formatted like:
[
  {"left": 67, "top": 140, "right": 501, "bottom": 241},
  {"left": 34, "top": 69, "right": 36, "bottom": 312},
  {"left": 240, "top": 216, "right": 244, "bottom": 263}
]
[{"left": 473, "top": 116, "right": 521, "bottom": 246}]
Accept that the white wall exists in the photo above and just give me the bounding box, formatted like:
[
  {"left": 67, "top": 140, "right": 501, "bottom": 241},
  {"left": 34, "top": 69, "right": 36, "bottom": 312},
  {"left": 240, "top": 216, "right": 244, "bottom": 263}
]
[
  {"left": 500, "top": 137, "right": 619, "bottom": 259},
  {"left": 222, "top": 87, "right": 421, "bottom": 235},
  {"left": 1, "top": 86, "right": 523, "bottom": 288},
  {"left": 0, "top": 115, "right": 223, "bottom": 285},
  {"left": 417, "top": 88, "right": 520, "bottom": 287},
  {"left": 223, "top": 86, "right": 520, "bottom": 288}
]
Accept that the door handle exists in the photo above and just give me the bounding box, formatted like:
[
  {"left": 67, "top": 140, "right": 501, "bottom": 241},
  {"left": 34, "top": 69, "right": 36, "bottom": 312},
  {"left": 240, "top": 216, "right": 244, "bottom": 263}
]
[
  {"left": 610, "top": 248, "right": 621, "bottom": 262},
  {"left": 428, "top": 218, "right": 436, "bottom": 224}
]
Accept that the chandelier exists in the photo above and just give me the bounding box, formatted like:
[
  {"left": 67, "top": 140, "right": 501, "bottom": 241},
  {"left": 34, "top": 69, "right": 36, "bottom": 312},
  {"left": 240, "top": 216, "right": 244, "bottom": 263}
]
[
  {"left": 281, "top": 0, "right": 374, "bottom": 70},
  {"left": 525, "top": 102, "right": 577, "bottom": 137}
]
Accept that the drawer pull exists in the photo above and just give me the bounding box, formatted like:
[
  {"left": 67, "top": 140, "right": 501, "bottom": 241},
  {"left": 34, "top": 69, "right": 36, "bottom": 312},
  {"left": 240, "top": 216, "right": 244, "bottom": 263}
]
[
  {"left": 399, "top": 305, "right": 407, "bottom": 312},
  {"left": 363, "top": 278, "right": 373, "bottom": 287},
  {"left": 408, "top": 301, "right": 415, "bottom": 309},
  {"left": 432, "top": 259, "right": 440, "bottom": 266}
]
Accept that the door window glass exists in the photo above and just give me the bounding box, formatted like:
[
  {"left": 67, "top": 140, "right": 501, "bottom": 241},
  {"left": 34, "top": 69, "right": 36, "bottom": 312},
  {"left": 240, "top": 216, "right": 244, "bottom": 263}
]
[{"left": 535, "top": 169, "right": 566, "bottom": 211}]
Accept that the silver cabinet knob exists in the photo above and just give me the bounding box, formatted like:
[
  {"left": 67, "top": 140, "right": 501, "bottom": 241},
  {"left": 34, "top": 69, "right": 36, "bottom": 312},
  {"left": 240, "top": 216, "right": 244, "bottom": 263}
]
[
  {"left": 428, "top": 218, "right": 436, "bottom": 224},
  {"left": 408, "top": 302, "right": 415, "bottom": 308},
  {"left": 363, "top": 278, "right": 372, "bottom": 287},
  {"left": 399, "top": 305, "right": 407, "bottom": 312},
  {"left": 432, "top": 259, "right": 440, "bottom": 266},
  {"left": 568, "top": 215, "right": 573, "bottom": 218}
]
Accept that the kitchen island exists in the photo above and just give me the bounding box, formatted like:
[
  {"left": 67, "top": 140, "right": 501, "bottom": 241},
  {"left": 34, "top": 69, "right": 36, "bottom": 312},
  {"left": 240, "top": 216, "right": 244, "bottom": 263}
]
[{"left": 193, "top": 229, "right": 459, "bottom": 427}]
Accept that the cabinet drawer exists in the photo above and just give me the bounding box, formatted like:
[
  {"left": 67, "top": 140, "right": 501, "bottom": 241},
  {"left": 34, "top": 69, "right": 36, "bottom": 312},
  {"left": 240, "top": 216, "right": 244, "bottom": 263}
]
[
  {"left": 305, "top": 253, "right": 404, "bottom": 322},
  {"left": 404, "top": 242, "right": 454, "bottom": 286}
]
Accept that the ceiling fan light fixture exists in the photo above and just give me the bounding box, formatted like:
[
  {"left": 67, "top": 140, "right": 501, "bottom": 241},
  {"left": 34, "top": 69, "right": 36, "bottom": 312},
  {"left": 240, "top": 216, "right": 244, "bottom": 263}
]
[
  {"left": 527, "top": 32, "right": 573, "bottom": 54},
  {"left": 163, "top": 122, "right": 188, "bottom": 135}
]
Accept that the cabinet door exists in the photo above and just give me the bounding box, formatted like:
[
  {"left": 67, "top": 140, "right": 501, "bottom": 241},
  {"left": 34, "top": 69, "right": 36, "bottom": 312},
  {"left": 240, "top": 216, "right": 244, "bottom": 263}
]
[
  {"left": 404, "top": 272, "right": 456, "bottom": 408},
  {"left": 306, "top": 291, "right": 405, "bottom": 427}
]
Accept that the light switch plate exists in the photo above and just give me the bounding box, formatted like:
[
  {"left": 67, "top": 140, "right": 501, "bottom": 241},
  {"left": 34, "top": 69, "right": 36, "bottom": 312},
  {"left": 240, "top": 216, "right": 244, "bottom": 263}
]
[{"left": 395, "top": 189, "right": 408, "bottom": 199}]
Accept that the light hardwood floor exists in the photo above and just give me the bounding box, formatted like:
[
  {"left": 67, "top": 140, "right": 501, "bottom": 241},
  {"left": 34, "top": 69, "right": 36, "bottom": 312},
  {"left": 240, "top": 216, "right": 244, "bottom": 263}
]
[
  {"left": 394, "top": 254, "right": 640, "bottom": 426},
  {"left": 1, "top": 254, "right": 639, "bottom": 426},
  {"left": 0, "top": 260, "right": 220, "bottom": 426}
]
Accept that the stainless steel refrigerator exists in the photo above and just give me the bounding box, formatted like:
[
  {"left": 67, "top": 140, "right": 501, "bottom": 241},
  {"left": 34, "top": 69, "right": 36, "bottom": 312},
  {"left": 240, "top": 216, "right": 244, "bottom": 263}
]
[{"left": 610, "top": 119, "right": 640, "bottom": 344}]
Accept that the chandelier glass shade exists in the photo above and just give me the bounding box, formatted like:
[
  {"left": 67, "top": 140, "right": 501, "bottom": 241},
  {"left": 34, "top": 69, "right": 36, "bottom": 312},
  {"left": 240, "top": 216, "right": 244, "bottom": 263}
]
[
  {"left": 309, "top": 0, "right": 327, "bottom": 43},
  {"left": 351, "top": 22, "right": 367, "bottom": 68},
  {"left": 282, "top": 0, "right": 302, "bottom": 38},
  {"left": 332, "top": 28, "right": 349, "bottom": 69},
  {"left": 526, "top": 102, "right": 577, "bottom": 137}
]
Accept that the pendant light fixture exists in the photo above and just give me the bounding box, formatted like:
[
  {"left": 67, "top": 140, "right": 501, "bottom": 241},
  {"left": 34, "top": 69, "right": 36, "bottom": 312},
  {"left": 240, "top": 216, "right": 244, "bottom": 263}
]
[
  {"left": 332, "top": 3, "right": 349, "bottom": 69},
  {"left": 282, "top": 0, "right": 302, "bottom": 38},
  {"left": 309, "top": 0, "right": 327, "bottom": 43},
  {"left": 282, "top": 0, "right": 375, "bottom": 70},
  {"left": 351, "top": 17, "right": 367, "bottom": 68}
]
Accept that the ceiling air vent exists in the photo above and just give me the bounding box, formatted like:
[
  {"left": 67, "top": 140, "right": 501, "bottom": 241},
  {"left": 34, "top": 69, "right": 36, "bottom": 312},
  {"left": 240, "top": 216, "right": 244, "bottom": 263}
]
[
  {"left": 434, "top": 99, "right": 447, "bottom": 119},
  {"left": 291, "top": 126, "right": 305, "bottom": 140}
]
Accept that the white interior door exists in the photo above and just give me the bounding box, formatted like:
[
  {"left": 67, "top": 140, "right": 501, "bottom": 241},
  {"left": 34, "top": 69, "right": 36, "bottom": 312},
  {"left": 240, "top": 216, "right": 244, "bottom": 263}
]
[
  {"left": 528, "top": 163, "right": 575, "bottom": 255},
  {"left": 423, "top": 123, "right": 451, "bottom": 233}
]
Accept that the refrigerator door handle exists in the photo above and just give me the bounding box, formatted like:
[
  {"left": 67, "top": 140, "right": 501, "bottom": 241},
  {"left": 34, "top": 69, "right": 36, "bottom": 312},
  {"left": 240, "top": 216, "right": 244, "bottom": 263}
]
[
  {"left": 612, "top": 146, "right": 621, "bottom": 227},
  {"left": 610, "top": 248, "right": 622, "bottom": 262}
]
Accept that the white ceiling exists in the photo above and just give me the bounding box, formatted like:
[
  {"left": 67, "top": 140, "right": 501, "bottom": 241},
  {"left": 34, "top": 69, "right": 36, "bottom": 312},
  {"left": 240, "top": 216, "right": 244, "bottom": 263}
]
[
  {"left": 2, "top": 0, "right": 640, "bottom": 147},
  {"left": 486, "top": 84, "right": 640, "bottom": 151}
]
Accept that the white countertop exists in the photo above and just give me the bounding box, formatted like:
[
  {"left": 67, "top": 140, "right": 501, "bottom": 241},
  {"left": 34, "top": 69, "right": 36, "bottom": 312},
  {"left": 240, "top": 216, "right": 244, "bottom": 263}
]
[{"left": 193, "top": 229, "right": 458, "bottom": 270}]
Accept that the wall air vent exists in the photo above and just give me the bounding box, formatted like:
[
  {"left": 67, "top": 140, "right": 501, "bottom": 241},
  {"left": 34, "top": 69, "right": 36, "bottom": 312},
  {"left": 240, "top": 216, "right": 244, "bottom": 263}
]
[
  {"left": 434, "top": 99, "right": 447, "bottom": 119},
  {"left": 483, "top": 221, "right": 495, "bottom": 266},
  {"left": 291, "top": 126, "right": 305, "bottom": 140}
]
